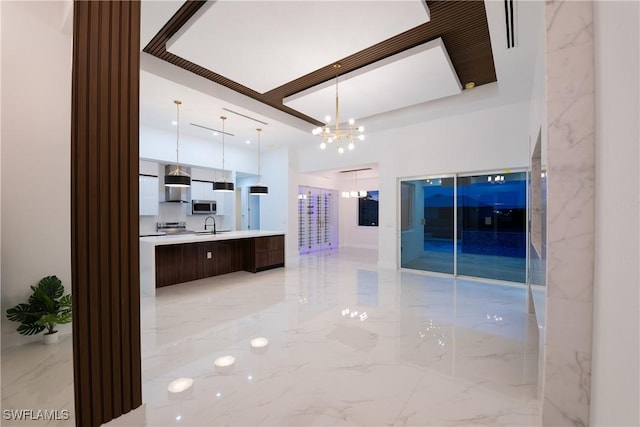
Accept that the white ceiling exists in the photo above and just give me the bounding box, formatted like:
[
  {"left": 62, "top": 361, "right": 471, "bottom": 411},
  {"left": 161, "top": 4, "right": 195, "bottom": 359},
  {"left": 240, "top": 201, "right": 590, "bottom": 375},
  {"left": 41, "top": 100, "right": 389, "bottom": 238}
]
[
  {"left": 139, "top": 0, "right": 543, "bottom": 156},
  {"left": 166, "top": 0, "right": 429, "bottom": 94},
  {"left": 283, "top": 38, "right": 461, "bottom": 122},
  {"left": 140, "top": 68, "right": 314, "bottom": 151}
]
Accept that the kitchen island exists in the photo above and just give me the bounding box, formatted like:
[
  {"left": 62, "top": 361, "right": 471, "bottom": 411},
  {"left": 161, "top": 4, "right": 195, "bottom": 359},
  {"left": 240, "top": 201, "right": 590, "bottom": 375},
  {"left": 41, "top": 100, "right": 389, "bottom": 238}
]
[{"left": 140, "top": 230, "right": 285, "bottom": 296}]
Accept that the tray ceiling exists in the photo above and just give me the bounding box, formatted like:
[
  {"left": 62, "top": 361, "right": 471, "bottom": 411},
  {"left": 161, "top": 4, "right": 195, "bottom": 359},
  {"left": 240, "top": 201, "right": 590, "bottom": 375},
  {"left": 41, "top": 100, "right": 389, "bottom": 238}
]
[
  {"left": 166, "top": 1, "right": 430, "bottom": 94},
  {"left": 143, "top": 0, "right": 496, "bottom": 127},
  {"left": 283, "top": 38, "right": 462, "bottom": 122}
]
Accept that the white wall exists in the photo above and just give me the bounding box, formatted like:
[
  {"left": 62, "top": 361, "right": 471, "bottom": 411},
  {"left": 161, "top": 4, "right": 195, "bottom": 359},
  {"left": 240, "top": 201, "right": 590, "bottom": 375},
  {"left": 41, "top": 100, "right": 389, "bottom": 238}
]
[
  {"left": 527, "top": 2, "right": 547, "bottom": 166},
  {"left": 1, "top": 1, "right": 72, "bottom": 347},
  {"left": 257, "top": 148, "right": 289, "bottom": 234},
  {"left": 140, "top": 124, "right": 259, "bottom": 175},
  {"left": 294, "top": 101, "right": 530, "bottom": 268},
  {"left": 591, "top": 2, "right": 640, "bottom": 425}
]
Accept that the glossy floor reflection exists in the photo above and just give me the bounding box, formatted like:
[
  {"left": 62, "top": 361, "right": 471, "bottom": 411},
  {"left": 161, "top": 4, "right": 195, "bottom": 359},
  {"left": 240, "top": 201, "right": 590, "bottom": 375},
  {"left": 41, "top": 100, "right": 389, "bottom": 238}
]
[
  {"left": 117, "top": 247, "right": 539, "bottom": 426},
  {"left": 1, "top": 248, "right": 540, "bottom": 426},
  {"left": 402, "top": 251, "right": 526, "bottom": 283}
]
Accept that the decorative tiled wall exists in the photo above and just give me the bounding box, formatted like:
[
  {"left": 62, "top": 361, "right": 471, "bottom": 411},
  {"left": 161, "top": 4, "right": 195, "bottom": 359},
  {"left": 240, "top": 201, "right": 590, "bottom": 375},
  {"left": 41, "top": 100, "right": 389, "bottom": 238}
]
[{"left": 543, "top": 1, "right": 596, "bottom": 425}]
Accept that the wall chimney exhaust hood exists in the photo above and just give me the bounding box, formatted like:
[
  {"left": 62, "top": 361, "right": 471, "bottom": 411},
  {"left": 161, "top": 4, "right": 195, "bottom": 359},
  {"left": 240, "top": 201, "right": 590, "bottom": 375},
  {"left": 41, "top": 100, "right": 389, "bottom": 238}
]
[{"left": 164, "top": 165, "right": 191, "bottom": 203}]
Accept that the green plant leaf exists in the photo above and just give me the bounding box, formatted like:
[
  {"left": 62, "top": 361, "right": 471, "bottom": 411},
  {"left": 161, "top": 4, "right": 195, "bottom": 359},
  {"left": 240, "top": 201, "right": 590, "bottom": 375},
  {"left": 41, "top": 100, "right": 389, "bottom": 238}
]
[
  {"left": 59, "top": 294, "right": 72, "bottom": 308},
  {"left": 56, "top": 312, "right": 72, "bottom": 325},
  {"left": 37, "top": 275, "right": 64, "bottom": 300},
  {"left": 16, "top": 323, "right": 45, "bottom": 336},
  {"left": 6, "top": 275, "right": 71, "bottom": 336},
  {"left": 33, "top": 288, "right": 56, "bottom": 312},
  {"left": 6, "top": 303, "right": 38, "bottom": 323}
]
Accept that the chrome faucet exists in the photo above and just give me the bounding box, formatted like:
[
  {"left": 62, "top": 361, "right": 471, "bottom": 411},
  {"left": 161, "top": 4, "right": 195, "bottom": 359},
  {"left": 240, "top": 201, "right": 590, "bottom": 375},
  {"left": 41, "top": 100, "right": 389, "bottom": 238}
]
[{"left": 204, "top": 216, "right": 217, "bottom": 234}]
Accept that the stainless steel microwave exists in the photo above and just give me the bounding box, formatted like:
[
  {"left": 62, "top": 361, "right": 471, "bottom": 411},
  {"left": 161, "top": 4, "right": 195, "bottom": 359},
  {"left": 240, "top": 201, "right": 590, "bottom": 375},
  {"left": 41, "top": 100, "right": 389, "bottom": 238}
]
[{"left": 191, "top": 200, "right": 217, "bottom": 215}]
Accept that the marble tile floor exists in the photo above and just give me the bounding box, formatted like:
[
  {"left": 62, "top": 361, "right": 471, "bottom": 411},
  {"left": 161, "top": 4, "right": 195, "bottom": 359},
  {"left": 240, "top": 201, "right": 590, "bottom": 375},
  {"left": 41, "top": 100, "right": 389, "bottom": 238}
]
[{"left": 2, "top": 248, "right": 540, "bottom": 426}]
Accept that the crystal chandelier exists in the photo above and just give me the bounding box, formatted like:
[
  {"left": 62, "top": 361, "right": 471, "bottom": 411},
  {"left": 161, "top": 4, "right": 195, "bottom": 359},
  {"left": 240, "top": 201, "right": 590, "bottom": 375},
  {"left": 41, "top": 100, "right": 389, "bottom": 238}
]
[{"left": 311, "top": 63, "right": 365, "bottom": 154}]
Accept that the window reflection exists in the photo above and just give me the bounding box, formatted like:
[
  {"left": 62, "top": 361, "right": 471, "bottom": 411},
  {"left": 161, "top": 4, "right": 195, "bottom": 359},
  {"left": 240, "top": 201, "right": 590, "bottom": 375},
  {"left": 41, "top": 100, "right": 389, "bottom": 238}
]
[{"left": 400, "top": 172, "right": 527, "bottom": 283}]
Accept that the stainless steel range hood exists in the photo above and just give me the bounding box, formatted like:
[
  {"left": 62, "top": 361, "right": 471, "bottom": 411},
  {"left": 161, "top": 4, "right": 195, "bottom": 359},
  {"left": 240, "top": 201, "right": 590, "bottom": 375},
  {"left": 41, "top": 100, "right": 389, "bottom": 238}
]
[{"left": 163, "top": 165, "right": 191, "bottom": 203}]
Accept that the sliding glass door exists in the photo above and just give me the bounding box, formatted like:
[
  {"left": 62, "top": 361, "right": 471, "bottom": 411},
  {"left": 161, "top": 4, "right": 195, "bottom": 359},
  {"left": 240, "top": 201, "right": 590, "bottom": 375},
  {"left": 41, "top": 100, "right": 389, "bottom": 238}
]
[
  {"left": 400, "top": 171, "right": 527, "bottom": 283},
  {"left": 457, "top": 172, "right": 527, "bottom": 282},
  {"left": 400, "top": 177, "right": 455, "bottom": 274}
]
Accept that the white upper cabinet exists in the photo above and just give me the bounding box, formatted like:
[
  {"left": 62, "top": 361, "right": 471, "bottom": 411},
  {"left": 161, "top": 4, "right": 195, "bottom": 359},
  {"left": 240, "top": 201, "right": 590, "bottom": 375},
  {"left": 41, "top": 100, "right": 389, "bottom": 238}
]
[
  {"left": 191, "top": 180, "right": 216, "bottom": 202},
  {"left": 215, "top": 191, "right": 231, "bottom": 215},
  {"left": 139, "top": 175, "right": 159, "bottom": 216}
]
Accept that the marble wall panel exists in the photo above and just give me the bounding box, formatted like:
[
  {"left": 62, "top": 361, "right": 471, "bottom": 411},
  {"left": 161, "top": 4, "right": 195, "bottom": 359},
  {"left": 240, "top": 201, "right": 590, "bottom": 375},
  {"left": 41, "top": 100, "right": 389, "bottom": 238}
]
[{"left": 543, "top": 1, "right": 596, "bottom": 425}]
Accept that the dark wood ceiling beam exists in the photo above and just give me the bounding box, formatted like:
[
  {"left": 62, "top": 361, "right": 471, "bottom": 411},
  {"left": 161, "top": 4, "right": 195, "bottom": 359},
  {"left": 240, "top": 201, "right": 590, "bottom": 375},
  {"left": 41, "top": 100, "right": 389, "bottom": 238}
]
[{"left": 143, "top": 0, "right": 496, "bottom": 126}]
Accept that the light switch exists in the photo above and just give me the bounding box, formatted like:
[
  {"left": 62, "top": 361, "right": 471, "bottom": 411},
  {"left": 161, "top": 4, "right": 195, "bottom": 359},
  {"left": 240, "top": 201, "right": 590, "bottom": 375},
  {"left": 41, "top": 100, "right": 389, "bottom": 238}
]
[{"left": 207, "top": 252, "right": 212, "bottom": 259}]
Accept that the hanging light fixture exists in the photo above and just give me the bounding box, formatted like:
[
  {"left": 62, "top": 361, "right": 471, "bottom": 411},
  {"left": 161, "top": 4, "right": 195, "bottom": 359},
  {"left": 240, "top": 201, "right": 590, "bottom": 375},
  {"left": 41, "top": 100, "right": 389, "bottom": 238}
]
[
  {"left": 165, "top": 100, "right": 191, "bottom": 187},
  {"left": 213, "top": 116, "right": 234, "bottom": 192},
  {"left": 311, "top": 63, "right": 365, "bottom": 154},
  {"left": 249, "top": 128, "right": 268, "bottom": 196},
  {"left": 340, "top": 169, "right": 367, "bottom": 198}
]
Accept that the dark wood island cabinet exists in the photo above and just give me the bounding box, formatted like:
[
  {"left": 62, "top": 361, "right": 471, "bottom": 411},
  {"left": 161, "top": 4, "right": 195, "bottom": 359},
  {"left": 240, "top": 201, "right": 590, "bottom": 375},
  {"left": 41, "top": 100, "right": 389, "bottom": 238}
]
[
  {"left": 245, "top": 235, "right": 285, "bottom": 273},
  {"left": 154, "top": 234, "right": 285, "bottom": 288}
]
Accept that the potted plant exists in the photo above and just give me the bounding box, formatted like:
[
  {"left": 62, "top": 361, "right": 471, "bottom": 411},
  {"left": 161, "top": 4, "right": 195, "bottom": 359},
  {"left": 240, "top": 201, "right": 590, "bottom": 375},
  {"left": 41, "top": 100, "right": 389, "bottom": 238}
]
[{"left": 6, "top": 275, "right": 72, "bottom": 344}]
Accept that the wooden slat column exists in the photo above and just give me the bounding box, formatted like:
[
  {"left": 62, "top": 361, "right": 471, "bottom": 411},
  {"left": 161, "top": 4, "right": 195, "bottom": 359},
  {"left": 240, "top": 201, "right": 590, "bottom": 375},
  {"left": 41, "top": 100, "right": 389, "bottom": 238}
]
[{"left": 71, "top": 1, "right": 141, "bottom": 426}]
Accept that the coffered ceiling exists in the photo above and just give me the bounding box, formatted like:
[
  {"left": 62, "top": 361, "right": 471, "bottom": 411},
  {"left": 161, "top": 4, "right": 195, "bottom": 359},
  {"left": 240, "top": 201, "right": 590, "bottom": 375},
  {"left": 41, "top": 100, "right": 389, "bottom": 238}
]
[{"left": 139, "top": 0, "right": 542, "bottom": 152}]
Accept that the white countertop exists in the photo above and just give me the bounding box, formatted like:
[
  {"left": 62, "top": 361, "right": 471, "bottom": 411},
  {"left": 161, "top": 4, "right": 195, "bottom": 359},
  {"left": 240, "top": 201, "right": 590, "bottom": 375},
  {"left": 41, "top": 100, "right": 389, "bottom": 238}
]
[{"left": 140, "top": 230, "right": 285, "bottom": 246}]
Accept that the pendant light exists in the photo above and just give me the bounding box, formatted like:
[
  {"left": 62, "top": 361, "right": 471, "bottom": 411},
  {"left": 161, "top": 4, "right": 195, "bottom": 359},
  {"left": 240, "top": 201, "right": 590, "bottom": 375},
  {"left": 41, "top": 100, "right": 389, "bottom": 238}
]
[
  {"left": 165, "top": 100, "right": 191, "bottom": 187},
  {"left": 340, "top": 168, "right": 367, "bottom": 198},
  {"left": 249, "top": 128, "right": 268, "bottom": 196},
  {"left": 213, "top": 116, "right": 234, "bottom": 192}
]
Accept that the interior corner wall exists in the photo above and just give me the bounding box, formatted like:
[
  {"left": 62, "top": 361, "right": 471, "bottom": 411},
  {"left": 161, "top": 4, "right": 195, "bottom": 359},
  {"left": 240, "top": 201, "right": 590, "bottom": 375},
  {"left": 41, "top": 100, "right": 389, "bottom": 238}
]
[
  {"left": 258, "top": 148, "right": 289, "bottom": 234},
  {"left": 591, "top": 2, "right": 640, "bottom": 425},
  {"left": 528, "top": 11, "right": 548, "bottom": 165},
  {"left": 375, "top": 101, "right": 530, "bottom": 269},
  {"left": 1, "top": 1, "right": 72, "bottom": 348},
  {"left": 292, "top": 101, "right": 530, "bottom": 269}
]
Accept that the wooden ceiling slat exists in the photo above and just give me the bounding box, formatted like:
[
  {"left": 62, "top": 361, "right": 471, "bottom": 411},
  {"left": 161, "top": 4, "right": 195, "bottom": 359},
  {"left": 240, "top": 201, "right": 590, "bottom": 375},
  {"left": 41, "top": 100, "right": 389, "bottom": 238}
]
[{"left": 143, "top": 0, "right": 496, "bottom": 126}]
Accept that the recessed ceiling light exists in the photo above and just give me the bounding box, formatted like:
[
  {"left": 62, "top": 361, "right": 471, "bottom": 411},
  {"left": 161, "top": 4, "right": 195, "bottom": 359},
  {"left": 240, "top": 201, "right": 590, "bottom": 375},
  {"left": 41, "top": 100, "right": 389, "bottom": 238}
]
[
  {"left": 246, "top": 140, "right": 251, "bottom": 145},
  {"left": 171, "top": 120, "right": 177, "bottom": 126},
  {"left": 464, "top": 82, "right": 475, "bottom": 90}
]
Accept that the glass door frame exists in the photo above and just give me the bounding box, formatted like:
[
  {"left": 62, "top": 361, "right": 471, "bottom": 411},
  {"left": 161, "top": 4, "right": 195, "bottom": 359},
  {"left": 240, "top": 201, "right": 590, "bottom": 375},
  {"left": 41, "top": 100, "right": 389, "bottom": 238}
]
[
  {"left": 398, "top": 173, "right": 457, "bottom": 276},
  {"left": 398, "top": 168, "right": 530, "bottom": 284}
]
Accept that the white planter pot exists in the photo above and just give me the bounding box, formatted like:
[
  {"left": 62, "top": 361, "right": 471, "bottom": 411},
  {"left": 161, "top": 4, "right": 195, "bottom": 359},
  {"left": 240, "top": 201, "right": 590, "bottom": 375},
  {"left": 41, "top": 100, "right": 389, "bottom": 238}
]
[{"left": 43, "top": 332, "right": 59, "bottom": 345}]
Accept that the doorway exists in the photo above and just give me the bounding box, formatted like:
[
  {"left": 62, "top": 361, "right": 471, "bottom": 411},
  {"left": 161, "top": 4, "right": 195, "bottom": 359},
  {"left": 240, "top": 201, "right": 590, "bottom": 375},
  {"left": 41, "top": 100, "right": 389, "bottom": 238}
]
[{"left": 248, "top": 191, "right": 260, "bottom": 230}]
